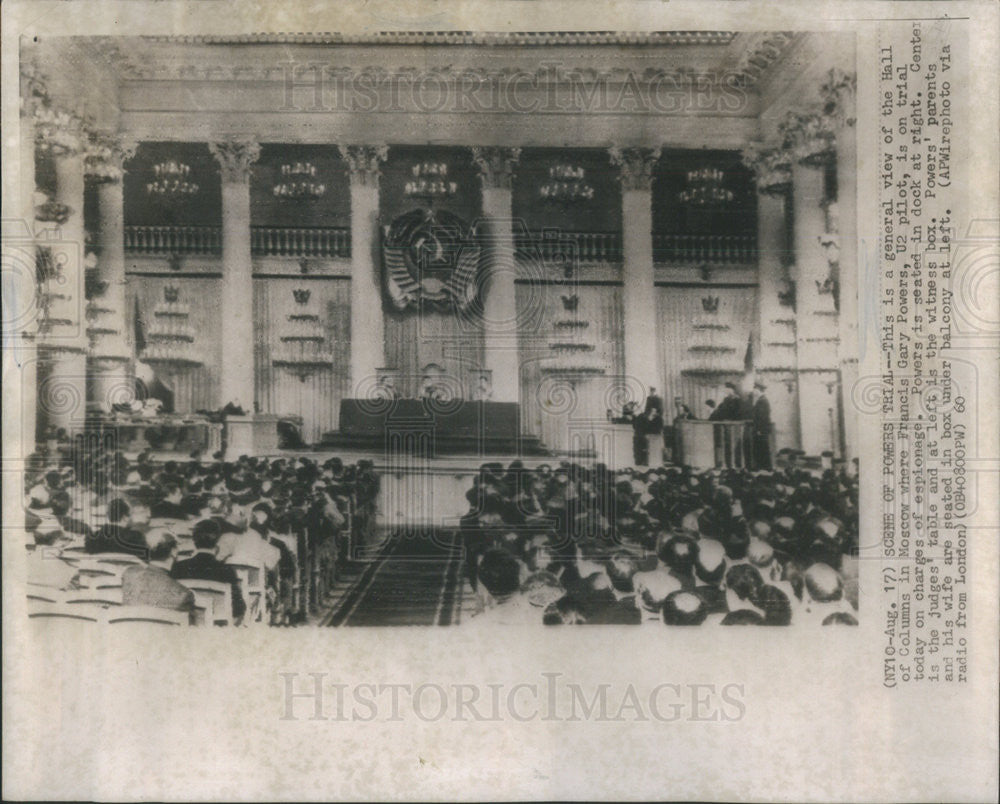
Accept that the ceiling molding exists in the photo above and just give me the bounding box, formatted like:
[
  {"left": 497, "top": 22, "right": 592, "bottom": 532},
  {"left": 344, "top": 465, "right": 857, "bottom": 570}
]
[{"left": 140, "top": 31, "right": 738, "bottom": 47}]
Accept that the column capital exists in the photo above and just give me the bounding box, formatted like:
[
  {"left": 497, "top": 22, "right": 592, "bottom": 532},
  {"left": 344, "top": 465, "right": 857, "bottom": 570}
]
[
  {"left": 339, "top": 145, "right": 388, "bottom": 187},
  {"left": 471, "top": 146, "right": 521, "bottom": 190},
  {"left": 209, "top": 139, "right": 261, "bottom": 183},
  {"left": 84, "top": 135, "right": 137, "bottom": 184},
  {"left": 609, "top": 146, "right": 661, "bottom": 191},
  {"left": 34, "top": 103, "right": 88, "bottom": 158}
]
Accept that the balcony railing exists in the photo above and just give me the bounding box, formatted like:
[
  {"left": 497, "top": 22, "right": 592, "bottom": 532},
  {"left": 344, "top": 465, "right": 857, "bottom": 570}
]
[
  {"left": 653, "top": 234, "right": 757, "bottom": 265},
  {"left": 123, "top": 226, "right": 755, "bottom": 265},
  {"left": 124, "top": 225, "right": 351, "bottom": 258},
  {"left": 124, "top": 225, "right": 222, "bottom": 255},
  {"left": 250, "top": 227, "right": 351, "bottom": 258},
  {"left": 515, "top": 231, "right": 622, "bottom": 263}
]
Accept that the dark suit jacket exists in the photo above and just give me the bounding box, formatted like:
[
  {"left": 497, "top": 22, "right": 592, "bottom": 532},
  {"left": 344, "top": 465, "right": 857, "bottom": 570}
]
[
  {"left": 58, "top": 514, "right": 93, "bottom": 539},
  {"left": 710, "top": 395, "right": 740, "bottom": 421},
  {"left": 752, "top": 396, "right": 773, "bottom": 435},
  {"left": 170, "top": 551, "right": 246, "bottom": 621},
  {"left": 85, "top": 525, "right": 148, "bottom": 559},
  {"left": 150, "top": 500, "right": 190, "bottom": 520}
]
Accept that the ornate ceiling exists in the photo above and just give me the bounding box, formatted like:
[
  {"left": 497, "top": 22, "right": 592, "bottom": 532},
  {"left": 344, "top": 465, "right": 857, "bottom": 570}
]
[{"left": 66, "top": 31, "right": 796, "bottom": 86}]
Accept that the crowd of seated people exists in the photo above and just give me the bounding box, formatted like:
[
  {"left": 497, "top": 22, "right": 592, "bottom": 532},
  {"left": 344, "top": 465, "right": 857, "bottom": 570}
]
[
  {"left": 23, "top": 446, "right": 379, "bottom": 626},
  {"left": 461, "top": 459, "right": 860, "bottom": 626}
]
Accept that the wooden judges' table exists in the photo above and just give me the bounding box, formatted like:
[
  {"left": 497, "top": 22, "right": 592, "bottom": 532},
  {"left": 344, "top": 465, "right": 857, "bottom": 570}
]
[{"left": 335, "top": 399, "right": 530, "bottom": 454}]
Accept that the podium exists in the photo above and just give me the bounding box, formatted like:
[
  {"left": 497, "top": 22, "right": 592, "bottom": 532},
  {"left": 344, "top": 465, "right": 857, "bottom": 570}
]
[
  {"left": 595, "top": 424, "right": 636, "bottom": 470},
  {"left": 224, "top": 414, "right": 282, "bottom": 459}
]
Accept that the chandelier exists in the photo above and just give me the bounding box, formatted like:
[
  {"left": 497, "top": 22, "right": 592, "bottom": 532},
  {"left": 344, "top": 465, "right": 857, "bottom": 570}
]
[
  {"left": 273, "top": 162, "right": 327, "bottom": 200},
  {"left": 147, "top": 161, "right": 200, "bottom": 197},
  {"left": 678, "top": 168, "right": 733, "bottom": 206},
  {"left": 405, "top": 162, "right": 457, "bottom": 200},
  {"left": 539, "top": 164, "right": 594, "bottom": 204}
]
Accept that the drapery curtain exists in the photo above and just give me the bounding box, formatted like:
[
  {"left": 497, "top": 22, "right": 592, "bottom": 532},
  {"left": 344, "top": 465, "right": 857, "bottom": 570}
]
[
  {"left": 518, "top": 283, "right": 625, "bottom": 452},
  {"left": 383, "top": 305, "right": 485, "bottom": 399},
  {"left": 126, "top": 276, "right": 222, "bottom": 414},
  {"left": 253, "top": 277, "right": 351, "bottom": 444},
  {"left": 657, "top": 285, "right": 757, "bottom": 419}
]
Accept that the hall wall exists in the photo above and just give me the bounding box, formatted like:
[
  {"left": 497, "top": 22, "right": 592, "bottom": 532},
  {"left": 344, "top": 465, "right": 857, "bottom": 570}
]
[
  {"left": 252, "top": 275, "right": 351, "bottom": 444},
  {"left": 655, "top": 284, "right": 758, "bottom": 419},
  {"left": 517, "top": 282, "right": 625, "bottom": 451},
  {"left": 125, "top": 273, "right": 223, "bottom": 414}
]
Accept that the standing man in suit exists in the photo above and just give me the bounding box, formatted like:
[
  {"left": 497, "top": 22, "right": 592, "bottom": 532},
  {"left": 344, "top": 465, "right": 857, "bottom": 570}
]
[
  {"left": 710, "top": 382, "right": 742, "bottom": 421},
  {"left": 751, "top": 381, "right": 774, "bottom": 470},
  {"left": 171, "top": 519, "right": 246, "bottom": 622},
  {"left": 121, "top": 529, "right": 196, "bottom": 616},
  {"left": 643, "top": 387, "right": 664, "bottom": 430},
  {"left": 643, "top": 387, "right": 665, "bottom": 467}
]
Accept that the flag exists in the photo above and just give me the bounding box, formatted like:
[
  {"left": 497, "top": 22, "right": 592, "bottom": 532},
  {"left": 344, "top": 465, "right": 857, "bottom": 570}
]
[{"left": 133, "top": 294, "right": 146, "bottom": 354}]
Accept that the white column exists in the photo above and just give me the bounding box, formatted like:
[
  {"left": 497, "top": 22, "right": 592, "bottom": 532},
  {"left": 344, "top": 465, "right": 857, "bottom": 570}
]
[
  {"left": 210, "top": 140, "right": 260, "bottom": 411},
  {"left": 472, "top": 146, "right": 521, "bottom": 403},
  {"left": 755, "top": 191, "right": 800, "bottom": 451},
  {"left": 792, "top": 162, "right": 839, "bottom": 456},
  {"left": 6, "top": 106, "right": 38, "bottom": 450},
  {"left": 87, "top": 144, "right": 133, "bottom": 411},
  {"left": 339, "top": 145, "right": 387, "bottom": 396},
  {"left": 610, "top": 146, "right": 661, "bottom": 399},
  {"left": 836, "top": 120, "right": 859, "bottom": 465},
  {"left": 37, "top": 149, "right": 89, "bottom": 436}
]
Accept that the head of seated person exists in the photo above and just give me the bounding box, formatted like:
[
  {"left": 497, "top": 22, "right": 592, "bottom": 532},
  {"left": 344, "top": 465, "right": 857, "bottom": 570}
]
[
  {"left": 543, "top": 594, "right": 589, "bottom": 625},
  {"left": 106, "top": 497, "right": 131, "bottom": 527},
  {"left": 48, "top": 490, "right": 72, "bottom": 519},
  {"left": 635, "top": 570, "right": 683, "bottom": 613},
  {"left": 192, "top": 518, "right": 222, "bottom": 553},
  {"left": 721, "top": 609, "right": 765, "bottom": 626},
  {"left": 129, "top": 502, "right": 152, "bottom": 529},
  {"left": 145, "top": 528, "right": 179, "bottom": 567},
  {"left": 606, "top": 551, "right": 639, "bottom": 594},
  {"left": 34, "top": 523, "right": 65, "bottom": 547},
  {"left": 662, "top": 590, "right": 707, "bottom": 625},
  {"left": 658, "top": 535, "right": 697, "bottom": 577},
  {"left": 725, "top": 563, "right": 764, "bottom": 603},
  {"left": 822, "top": 611, "right": 858, "bottom": 626},
  {"left": 249, "top": 502, "right": 273, "bottom": 534},
  {"left": 478, "top": 547, "right": 522, "bottom": 603},
  {"left": 804, "top": 519, "right": 846, "bottom": 569},
  {"left": 721, "top": 525, "right": 750, "bottom": 561},
  {"left": 524, "top": 542, "right": 558, "bottom": 574},
  {"left": 694, "top": 538, "right": 727, "bottom": 586},
  {"left": 754, "top": 584, "right": 793, "bottom": 625},
  {"left": 804, "top": 562, "right": 843, "bottom": 603},
  {"left": 521, "top": 571, "right": 565, "bottom": 609},
  {"left": 747, "top": 536, "right": 775, "bottom": 570}
]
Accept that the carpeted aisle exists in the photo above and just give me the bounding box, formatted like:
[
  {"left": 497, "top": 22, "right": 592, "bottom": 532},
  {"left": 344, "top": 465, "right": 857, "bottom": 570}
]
[{"left": 327, "top": 529, "right": 468, "bottom": 626}]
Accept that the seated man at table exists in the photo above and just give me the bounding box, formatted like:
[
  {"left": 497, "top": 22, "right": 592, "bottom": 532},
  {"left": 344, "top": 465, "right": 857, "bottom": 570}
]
[
  {"left": 171, "top": 519, "right": 246, "bottom": 623},
  {"left": 85, "top": 498, "right": 148, "bottom": 559},
  {"left": 150, "top": 482, "right": 189, "bottom": 521},
  {"left": 121, "top": 529, "right": 195, "bottom": 617}
]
